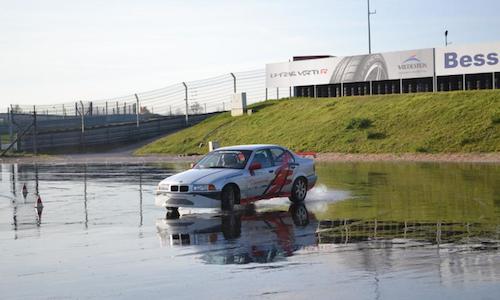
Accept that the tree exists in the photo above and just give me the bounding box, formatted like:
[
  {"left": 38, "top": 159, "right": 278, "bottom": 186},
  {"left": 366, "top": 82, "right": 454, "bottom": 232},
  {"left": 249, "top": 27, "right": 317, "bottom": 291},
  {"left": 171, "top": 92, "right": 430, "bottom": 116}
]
[{"left": 190, "top": 102, "right": 203, "bottom": 114}]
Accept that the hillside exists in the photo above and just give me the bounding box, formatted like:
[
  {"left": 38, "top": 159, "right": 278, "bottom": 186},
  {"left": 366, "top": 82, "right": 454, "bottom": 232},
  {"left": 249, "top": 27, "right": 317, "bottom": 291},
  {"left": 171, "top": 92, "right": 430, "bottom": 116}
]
[{"left": 135, "top": 90, "right": 500, "bottom": 155}]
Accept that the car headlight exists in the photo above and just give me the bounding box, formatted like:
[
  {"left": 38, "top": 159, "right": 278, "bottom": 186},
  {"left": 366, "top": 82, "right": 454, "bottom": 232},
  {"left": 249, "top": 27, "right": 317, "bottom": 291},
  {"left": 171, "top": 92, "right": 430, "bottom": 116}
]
[
  {"left": 158, "top": 183, "right": 170, "bottom": 191},
  {"left": 192, "top": 184, "right": 216, "bottom": 192}
]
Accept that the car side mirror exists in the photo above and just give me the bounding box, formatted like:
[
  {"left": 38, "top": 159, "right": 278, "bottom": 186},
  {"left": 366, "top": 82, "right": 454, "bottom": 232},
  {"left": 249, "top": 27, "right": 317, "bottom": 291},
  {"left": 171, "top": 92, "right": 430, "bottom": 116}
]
[{"left": 249, "top": 162, "right": 262, "bottom": 174}]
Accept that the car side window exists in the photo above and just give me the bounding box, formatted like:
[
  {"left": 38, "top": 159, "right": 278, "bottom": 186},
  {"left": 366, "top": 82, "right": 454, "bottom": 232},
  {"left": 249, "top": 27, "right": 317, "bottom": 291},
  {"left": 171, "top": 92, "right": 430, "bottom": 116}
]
[
  {"left": 252, "top": 149, "right": 273, "bottom": 169},
  {"left": 270, "top": 148, "right": 294, "bottom": 166}
]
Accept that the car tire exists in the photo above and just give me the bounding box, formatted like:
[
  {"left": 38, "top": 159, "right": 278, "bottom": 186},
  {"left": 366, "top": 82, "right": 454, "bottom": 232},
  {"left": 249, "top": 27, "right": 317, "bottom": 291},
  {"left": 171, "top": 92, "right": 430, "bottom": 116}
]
[
  {"left": 289, "top": 177, "right": 307, "bottom": 203},
  {"left": 166, "top": 207, "right": 180, "bottom": 219},
  {"left": 289, "top": 203, "right": 310, "bottom": 226},
  {"left": 330, "top": 54, "right": 388, "bottom": 83},
  {"left": 221, "top": 185, "right": 239, "bottom": 211}
]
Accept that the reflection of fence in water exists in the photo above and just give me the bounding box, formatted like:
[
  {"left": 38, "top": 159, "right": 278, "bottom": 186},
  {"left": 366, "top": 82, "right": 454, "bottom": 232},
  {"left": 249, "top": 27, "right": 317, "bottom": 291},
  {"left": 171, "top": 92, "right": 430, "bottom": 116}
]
[
  {"left": 7, "top": 163, "right": 152, "bottom": 239},
  {"left": 317, "top": 219, "right": 500, "bottom": 245}
]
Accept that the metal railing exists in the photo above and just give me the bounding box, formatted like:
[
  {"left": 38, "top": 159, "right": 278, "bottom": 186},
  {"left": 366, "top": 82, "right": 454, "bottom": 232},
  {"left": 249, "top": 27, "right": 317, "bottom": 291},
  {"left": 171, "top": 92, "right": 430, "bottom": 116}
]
[
  {"left": 9, "top": 68, "right": 294, "bottom": 118},
  {"left": 2, "top": 68, "right": 296, "bottom": 153}
]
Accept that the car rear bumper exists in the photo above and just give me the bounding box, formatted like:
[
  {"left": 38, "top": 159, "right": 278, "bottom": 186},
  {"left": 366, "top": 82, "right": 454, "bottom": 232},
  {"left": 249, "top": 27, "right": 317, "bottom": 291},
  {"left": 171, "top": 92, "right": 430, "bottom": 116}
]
[
  {"left": 307, "top": 174, "right": 318, "bottom": 189},
  {"left": 155, "top": 191, "right": 222, "bottom": 208}
]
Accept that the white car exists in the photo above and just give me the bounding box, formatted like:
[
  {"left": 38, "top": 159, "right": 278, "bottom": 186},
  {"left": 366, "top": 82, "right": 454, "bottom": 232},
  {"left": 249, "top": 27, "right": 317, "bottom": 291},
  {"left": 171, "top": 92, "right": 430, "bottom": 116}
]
[{"left": 155, "top": 144, "right": 317, "bottom": 214}]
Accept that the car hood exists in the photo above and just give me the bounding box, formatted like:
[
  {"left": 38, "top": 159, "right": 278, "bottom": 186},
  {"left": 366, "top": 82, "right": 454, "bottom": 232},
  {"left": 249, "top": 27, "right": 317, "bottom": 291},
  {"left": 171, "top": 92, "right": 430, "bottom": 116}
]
[{"left": 162, "top": 168, "right": 243, "bottom": 185}]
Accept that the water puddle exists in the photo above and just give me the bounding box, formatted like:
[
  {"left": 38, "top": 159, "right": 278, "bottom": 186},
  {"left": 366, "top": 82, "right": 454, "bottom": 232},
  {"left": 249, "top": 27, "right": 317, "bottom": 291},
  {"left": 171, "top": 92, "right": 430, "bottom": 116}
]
[{"left": 1, "top": 162, "right": 499, "bottom": 299}]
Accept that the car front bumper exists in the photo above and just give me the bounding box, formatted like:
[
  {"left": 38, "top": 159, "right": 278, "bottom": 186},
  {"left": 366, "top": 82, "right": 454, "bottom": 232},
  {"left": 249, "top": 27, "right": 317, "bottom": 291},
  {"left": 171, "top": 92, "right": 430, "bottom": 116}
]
[{"left": 155, "top": 191, "right": 222, "bottom": 208}]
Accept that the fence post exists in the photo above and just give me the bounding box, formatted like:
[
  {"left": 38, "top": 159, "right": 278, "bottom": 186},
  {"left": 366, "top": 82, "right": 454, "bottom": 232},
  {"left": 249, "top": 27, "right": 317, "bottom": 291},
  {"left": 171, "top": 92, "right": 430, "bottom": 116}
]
[
  {"left": 134, "top": 94, "right": 140, "bottom": 127},
  {"left": 369, "top": 81, "right": 373, "bottom": 95},
  {"left": 182, "top": 82, "right": 189, "bottom": 125},
  {"left": 492, "top": 72, "right": 495, "bottom": 90},
  {"left": 33, "top": 106, "right": 38, "bottom": 155},
  {"left": 230, "top": 73, "right": 236, "bottom": 93},
  {"left": 265, "top": 88, "right": 268, "bottom": 100},
  {"left": 8, "top": 106, "right": 14, "bottom": 145},
  {"left": 106, "top": 102, "right": 108, "bottom": 115},
  {"left": 116, "top": 101, "right": 119, "bottom": 114},
  {"left": 79, "top": 101, "right": 85, "bottom": 133},
  {"left": 277, "top": 87, "right": 279, "bottom": 99},
  {"left": 75, "top": 102, "right": 78, "bottom": 116},
  {"left": 204, "top": 103, "right": 207, "bottom": 113}
]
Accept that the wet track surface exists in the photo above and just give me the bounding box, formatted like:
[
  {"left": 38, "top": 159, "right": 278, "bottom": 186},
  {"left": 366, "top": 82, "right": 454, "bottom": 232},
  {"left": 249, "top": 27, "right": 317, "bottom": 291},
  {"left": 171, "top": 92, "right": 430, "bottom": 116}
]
[{"left": 1, "top": 162, "right": 499, "bottom": 299}]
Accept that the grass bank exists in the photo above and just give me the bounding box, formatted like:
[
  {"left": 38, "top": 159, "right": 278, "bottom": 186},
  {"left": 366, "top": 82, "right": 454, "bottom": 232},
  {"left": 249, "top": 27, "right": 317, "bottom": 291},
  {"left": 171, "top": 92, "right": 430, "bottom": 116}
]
[{"left": 136, "top": 90, "right": 500, "bottom": 155}]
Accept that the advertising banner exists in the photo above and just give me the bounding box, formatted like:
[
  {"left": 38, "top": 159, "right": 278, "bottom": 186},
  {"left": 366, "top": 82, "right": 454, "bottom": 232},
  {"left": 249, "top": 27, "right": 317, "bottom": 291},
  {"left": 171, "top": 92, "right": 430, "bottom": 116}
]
[
  {"left": 435, "top": 42, "right": 500, "bottom": 76},
  {"left": 266, "top": 48, "right": 434, "bottom": 88}
]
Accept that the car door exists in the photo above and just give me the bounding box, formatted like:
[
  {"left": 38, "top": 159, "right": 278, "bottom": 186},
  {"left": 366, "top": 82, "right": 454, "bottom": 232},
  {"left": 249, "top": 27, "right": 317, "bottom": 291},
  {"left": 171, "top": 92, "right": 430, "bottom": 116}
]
[
  {"left": 267, "top": 147, "right": 296, "bottom": 195},
  {"left": 247, "top": 149, "right": 278, "bottom": 198}
]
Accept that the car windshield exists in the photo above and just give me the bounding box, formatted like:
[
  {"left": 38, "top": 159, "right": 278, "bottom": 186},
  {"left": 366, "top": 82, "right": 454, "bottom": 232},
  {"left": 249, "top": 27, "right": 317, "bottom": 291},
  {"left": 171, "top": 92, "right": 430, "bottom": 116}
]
[{"left": 195, "top": 150, "right": 252, "bottom": 169}]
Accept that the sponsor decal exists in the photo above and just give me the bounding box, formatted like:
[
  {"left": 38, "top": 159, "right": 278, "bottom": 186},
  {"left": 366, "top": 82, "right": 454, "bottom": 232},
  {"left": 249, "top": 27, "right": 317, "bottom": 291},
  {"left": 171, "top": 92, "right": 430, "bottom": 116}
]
[
  {"left": 398, "top": 54, "right": 428, "bottom": 71},
  {"left": 270, "top": 69, "right": 328, "bottom": 78},
  {"left": 444, "top": 51, "right": 499, "bottom": 69}
]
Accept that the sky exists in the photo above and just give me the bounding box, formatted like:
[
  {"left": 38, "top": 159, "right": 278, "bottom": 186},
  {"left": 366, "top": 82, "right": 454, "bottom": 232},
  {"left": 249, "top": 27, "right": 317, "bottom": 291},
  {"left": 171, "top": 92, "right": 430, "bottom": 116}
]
[{"left": 2, "top": 0, "right": 500, "bottom": 111}]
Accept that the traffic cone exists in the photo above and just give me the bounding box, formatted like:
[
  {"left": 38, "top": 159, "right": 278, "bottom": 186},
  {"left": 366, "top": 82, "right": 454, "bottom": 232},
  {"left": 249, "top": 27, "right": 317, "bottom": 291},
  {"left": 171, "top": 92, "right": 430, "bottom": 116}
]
[
  {"left": 35, "top": 195, "right": 43, "bottom": 225},
  {"left": 36, "top": 195, "right": 44, "bottom": 209},
  {"left": 22, "top": 184, "right": 28, "bottom": 198}
]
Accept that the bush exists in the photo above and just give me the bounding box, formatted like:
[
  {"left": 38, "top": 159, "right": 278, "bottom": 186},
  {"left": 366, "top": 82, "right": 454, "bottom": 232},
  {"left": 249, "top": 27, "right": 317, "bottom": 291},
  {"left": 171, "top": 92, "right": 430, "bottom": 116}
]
[
  {"left": 416, "top": 146, "right": 429, "bottom": 153},
  {"left": 346, "top": 118, "right": 372, "bottom": 130},
  {"left": 367, "top": 132, "right": 386, "bottom": 139}
]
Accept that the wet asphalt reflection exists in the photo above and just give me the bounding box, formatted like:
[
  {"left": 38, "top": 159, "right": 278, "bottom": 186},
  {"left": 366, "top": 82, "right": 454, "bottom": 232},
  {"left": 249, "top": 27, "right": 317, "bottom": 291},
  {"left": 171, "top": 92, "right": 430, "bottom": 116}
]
[{"left": 1, "top": 162, "right": 499, "bottom": 299}]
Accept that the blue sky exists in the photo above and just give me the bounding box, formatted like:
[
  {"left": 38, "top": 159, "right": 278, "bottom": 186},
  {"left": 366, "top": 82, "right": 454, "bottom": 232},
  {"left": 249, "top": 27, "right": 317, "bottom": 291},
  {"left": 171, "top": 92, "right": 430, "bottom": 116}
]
[{"left": 1, "top": 0, "right": 500, "bottom": 110}]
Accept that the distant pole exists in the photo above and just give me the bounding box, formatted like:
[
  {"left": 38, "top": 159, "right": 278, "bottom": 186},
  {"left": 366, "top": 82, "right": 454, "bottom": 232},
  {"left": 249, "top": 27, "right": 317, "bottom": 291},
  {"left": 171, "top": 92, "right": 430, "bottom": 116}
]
[
  {"left": 367, "top": 0, "right": 376, "bottom": 54},
  {"left": 230, "top": 73, "right": 236, "bottom": 93},
  {"left": 8, "top": 106, "right": 13, "bottom": 144},
  {"left": 134, "top": 94, "right": 140, "bottom": 127},
  {"left": 80, "top": 101, "right": 85, "bottom": 133},
  {"left": 105, "top": 102, "right": 108, "bottom": 115},
  {"left": 182, "top": 82, "right": 189, "bottom": 125},
  {"left": 445, "top": 30, "right": 449, "bottom": 46},
  {"left": 33, "top": 105, "right": 38, "bottom": 155}
]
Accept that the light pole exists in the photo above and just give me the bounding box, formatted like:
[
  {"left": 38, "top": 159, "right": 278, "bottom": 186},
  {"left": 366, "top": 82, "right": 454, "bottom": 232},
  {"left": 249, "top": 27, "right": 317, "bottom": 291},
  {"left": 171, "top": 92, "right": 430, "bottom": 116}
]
[{"left": 367, "top": 0, "right": 377, "bottom": 54}]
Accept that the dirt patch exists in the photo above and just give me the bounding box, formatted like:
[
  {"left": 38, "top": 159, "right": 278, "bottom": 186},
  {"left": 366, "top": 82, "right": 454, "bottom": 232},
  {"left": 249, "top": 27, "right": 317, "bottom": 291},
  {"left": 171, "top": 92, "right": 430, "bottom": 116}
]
[
  {"left": 1, "top": 152, "right": 499, "bottom": 164},
  {"left": 316, "top": 152, "right": 500, "bottom": 163}
]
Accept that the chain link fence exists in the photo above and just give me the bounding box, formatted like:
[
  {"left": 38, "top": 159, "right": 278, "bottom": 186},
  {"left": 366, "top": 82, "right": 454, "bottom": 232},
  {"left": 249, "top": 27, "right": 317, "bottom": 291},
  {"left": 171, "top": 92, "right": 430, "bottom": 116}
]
[
  {"left": 1, "top": 68, "right": 294, "bottom": 153},
  {"left": 9, "top": 68, "right": 292, "bottom": 118}
]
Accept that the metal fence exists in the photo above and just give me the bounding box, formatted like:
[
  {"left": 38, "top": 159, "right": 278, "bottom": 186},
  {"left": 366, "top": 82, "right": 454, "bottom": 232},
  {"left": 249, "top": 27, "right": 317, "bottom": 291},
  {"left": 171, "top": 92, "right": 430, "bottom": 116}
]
[
  {"left": 9, "top": 68, "right": 292, "bottom": 118},
  {"left": 2, "top": 68, "right": 295, "bottom": 153}
]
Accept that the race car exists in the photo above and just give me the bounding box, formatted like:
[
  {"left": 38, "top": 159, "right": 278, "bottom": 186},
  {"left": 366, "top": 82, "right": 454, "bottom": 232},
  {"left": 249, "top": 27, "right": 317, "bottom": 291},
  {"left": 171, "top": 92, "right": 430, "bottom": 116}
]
[{"left": 155, "top": 144, "right": 317, "bottom": 214}]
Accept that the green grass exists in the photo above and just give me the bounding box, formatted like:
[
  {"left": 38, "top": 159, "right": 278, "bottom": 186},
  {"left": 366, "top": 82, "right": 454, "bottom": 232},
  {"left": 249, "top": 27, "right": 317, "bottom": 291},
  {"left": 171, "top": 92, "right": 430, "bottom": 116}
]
[{"left": 135, "top": 90, "right": 500, "bottom": 155}]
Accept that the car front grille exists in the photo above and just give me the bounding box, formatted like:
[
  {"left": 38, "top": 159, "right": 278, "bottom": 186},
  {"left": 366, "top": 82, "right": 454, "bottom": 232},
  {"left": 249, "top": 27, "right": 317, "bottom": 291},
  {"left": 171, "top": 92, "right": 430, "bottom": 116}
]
[{"left": 170, "top": 185, "right": 189, "bottom": 192}]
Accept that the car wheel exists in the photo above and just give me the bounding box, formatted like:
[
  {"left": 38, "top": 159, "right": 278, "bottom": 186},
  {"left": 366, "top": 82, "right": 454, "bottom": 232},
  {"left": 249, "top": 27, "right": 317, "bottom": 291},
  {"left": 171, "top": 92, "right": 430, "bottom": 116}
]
[
  {"left": 166, "top": 207, "right": 180, "bottom": 219},
  {"left": 289, "top": 177, "right": 307, "bottom": 203},
  {"left": 221, "top": 214, "right": 242, "bottom": 240},
  {"left": 221, "top": 185, "right": 239, "bottom": 211},
  {"left": 289, "top": 203, "right": 310, "bottom": 226}
]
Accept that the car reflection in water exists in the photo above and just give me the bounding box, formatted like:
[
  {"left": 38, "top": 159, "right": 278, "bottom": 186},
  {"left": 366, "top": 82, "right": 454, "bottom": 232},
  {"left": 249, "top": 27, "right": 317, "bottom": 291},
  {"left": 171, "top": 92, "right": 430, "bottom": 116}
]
[{"left": 156, "top": 204, "right": 318, "bottom": 264}]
